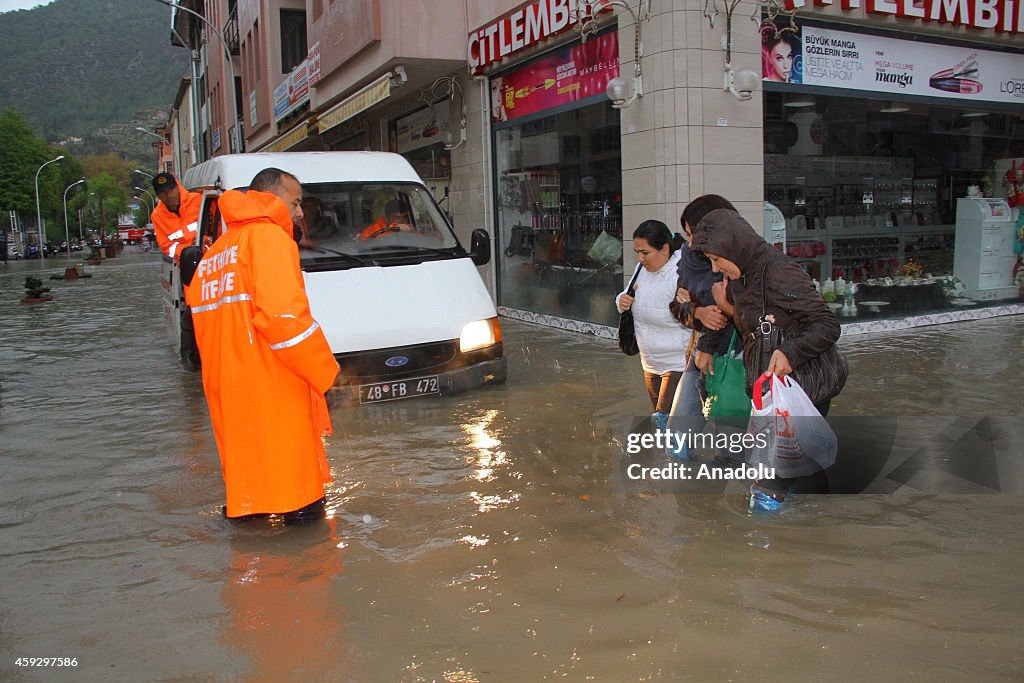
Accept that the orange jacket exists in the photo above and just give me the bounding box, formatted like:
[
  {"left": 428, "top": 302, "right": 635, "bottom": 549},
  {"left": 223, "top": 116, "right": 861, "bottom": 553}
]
[
  {"left": 358, "top": 216, "right": 392, "bottom": 240},
  {"left": 151, "top": 182, "right": 202, "bottom": 259},
  {"left": 185, "top": 189, "right": 340, "bottom": 517}
]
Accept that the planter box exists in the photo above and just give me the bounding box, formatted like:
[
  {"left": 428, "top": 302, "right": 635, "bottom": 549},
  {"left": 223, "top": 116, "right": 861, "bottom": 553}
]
[{"left": 21, "top": 296, "right": 54, "bottom": 304}]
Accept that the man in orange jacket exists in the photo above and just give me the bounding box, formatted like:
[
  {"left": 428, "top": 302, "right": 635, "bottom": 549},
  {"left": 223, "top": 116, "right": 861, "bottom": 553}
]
[
  {"left": 151, "top": 172, "right": 202, "bottom": 260},
  {"left": 185, "top": 168, "right": 340, "bottom": 523},
  {"left": 357, "top": 198, "right": 415, "bottom": 240}
]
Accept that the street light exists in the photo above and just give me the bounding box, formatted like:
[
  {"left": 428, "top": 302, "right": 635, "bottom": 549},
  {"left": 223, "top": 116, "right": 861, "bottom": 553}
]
[
  {"left": 134, "top": 186, "right": 158, "bottom": 216},
  {"left": 63, "top": 178, "right": 85, "bottom": 258},
  {"left": 152, "top": 0, "right": 242, "bottom": 152},
  {"left": 133, "top": 194, "right": 152, "bottom": 216},
  {"left": 136, "top": 127, "right": 165, "bottom": 142},
  {"left": 134, "top": 168, "right": 154, "bottom": 178},
  {"left": 35, "top": 155, "right": 65, "bottom": 260}
]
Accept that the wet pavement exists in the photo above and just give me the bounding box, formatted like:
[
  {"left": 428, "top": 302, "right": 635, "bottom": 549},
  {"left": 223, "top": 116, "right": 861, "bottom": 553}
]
[{"left": 1, "top": 252, "right": 1023, "bottom": 681}]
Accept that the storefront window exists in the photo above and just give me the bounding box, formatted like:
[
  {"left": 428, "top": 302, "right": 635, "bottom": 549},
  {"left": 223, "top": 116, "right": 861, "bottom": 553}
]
[
  {"left": 494, "top": 101, "right": 623, "bottom": 326},
  {"left": 764, "top": 91, "right": 1024, "bottom": 313}
]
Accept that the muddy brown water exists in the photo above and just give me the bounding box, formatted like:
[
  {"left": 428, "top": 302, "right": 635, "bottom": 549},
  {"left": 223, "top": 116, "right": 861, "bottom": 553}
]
[{"left": 1, "top": 253, "right": 1022, "bottom": 681}]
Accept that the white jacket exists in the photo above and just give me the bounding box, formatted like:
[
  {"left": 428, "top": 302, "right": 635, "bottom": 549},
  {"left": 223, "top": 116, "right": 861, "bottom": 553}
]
[{"left": 616, "top": 251, "right": 691, "bottom": 374}]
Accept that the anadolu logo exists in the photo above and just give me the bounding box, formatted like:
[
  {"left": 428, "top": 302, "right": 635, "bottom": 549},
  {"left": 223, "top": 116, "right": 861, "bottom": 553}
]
[{"left": 385, "top": 356, "right": 409, "bottom": 368}]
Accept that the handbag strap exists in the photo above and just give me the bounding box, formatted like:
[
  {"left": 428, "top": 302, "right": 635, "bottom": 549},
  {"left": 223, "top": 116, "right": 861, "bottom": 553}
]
[
  {"left": 626, "top": 262, "right": 642, "bottom": 296},
  {"left": 726, "top": 328, "right": 739, "bottom": 355}
]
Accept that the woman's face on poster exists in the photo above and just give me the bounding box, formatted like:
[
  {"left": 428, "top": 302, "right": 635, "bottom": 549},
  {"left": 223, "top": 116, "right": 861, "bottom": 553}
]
[{"left": 769, "top": 41, "right": 793, "bottom": 82}]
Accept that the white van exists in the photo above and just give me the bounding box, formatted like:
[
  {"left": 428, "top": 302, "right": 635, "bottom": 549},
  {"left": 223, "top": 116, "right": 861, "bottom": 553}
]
[{"left": 161, "top": 151, "right": 506, "bottom": 406}]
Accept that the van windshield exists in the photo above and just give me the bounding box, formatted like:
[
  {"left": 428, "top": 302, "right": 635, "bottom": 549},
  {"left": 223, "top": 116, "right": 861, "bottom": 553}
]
[{"left": 296, "top": 182, "right": 459, "bottom": 265}]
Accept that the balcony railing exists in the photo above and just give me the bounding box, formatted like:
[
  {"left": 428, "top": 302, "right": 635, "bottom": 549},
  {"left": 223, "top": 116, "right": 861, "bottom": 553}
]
[{"left": 223, "top": 3, "right": 239, "bottom": 55}]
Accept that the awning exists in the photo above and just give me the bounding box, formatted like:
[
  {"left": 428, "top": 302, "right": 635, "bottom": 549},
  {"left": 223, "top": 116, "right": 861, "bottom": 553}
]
[
  {"left": 259, "top": 122, "right": 309, "bottom": 153},
  {"left": 317, "top": 73, "right": 393, "bottom": 135}
]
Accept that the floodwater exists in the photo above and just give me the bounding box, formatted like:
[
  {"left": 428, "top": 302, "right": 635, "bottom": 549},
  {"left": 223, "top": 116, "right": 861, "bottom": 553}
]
[{"left": 1, "top": 252, "right": 1022, "bottom": 681}]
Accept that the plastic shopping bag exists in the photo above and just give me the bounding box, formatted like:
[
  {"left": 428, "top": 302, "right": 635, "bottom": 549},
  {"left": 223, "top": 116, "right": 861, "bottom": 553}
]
[{"left": 746, "top": 373, "right": 837, "bottom": 479}]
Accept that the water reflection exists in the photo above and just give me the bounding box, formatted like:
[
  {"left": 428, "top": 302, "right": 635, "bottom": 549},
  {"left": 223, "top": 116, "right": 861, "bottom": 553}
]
[
  {"left": 221, "top": 520, "right": 349, "bottom": 680},
  {"left": 1, "top": 255, "right": 1022, "bottom": 680}
]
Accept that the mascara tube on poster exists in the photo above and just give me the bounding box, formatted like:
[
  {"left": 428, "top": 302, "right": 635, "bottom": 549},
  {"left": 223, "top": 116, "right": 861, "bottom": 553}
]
[{"left": 928, "top": 78, "right": 983, "bottom": 94}]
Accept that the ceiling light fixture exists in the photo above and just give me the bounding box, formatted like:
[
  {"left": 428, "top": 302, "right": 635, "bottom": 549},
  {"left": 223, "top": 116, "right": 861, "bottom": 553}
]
[
  {"left": 961, "top": 111, "right": 989, "bottom": 118},
  {"left": 783, "top": 98, "right": 815, "bottom": 108},
  {"left": 879, "top": 104, "right": 910, "bottom": 113}
]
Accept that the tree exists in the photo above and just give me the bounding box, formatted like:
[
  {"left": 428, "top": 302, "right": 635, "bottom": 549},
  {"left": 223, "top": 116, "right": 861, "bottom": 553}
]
[
  {"left": 81, "top": 153, "right": 132, "bottom": 187},
  {"left": 85, "top": 174, "right": 126, "bottom": 248},
  {"left": 0, "top": 108, "right": 88, "bottom": 244},
  {"left": 0, "top": 108, "right": 50, "bottom": 217}
]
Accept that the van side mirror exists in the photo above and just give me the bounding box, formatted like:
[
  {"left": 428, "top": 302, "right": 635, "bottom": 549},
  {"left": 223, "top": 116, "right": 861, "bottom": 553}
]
[
  {"left": 469, "top": 228, "right": 491, "bottom": 266},
  {"left": 179, "top": 246, "right": 203, "bottom": 286}
]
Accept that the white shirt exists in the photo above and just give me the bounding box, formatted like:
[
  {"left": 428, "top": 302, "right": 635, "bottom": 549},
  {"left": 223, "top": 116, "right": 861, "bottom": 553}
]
[{"left": 616, "top": 251, "right": 691, "bottom": 374}]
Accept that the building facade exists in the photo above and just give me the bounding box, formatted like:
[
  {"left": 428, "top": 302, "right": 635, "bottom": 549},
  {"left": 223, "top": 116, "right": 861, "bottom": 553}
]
[{"left": 167, "top": 0, "right": 1024, "bottom": 333}]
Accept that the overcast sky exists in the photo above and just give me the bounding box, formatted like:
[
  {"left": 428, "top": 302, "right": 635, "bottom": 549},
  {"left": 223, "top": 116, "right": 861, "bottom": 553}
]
[{"left": 0, "top": 0, "right": 53, "bottom": 12}]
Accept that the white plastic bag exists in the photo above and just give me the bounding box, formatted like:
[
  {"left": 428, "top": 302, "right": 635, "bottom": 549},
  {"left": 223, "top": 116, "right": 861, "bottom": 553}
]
[{"left": 747, "top": 373, "right": 837, "bottom": 478}]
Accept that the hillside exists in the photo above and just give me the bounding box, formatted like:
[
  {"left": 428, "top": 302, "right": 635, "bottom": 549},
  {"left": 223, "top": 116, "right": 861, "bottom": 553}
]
[{"left": 0, "top": 0, "right": 189, "bottom": 158}]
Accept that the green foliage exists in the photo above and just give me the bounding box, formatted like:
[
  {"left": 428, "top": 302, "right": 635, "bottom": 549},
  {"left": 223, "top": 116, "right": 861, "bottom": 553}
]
[
  {"left": 24, "top": 276, "right": 51, "bottom": 299},
  {"left": 0, "top": 0, "right": 188, "bottom": 153},
  {"left": 87, "top": 173, "right": 127, "bottom": 234},
  {"left": 0, "top": 107, "right": 50, "bottom": 215}
]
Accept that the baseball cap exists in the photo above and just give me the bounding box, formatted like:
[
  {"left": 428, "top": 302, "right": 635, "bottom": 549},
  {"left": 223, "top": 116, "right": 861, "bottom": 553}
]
[{"left": 153, "top": 173, "right": 177, "bottom": 193}]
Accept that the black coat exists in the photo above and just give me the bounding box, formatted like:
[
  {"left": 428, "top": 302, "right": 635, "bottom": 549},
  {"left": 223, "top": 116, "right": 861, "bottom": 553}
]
[{"left": 690, "top": 209, "right": 841, "bottom": 393}]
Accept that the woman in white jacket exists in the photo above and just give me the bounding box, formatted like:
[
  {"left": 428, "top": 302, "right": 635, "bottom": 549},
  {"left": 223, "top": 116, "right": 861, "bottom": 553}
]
[{"left": 616, "top": 220, "right": 692, "bottom": 428}]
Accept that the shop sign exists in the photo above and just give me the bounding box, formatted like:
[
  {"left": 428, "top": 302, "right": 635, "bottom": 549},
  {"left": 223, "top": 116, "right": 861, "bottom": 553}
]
[
  {"left": 784, "top": 0, "right": 1023, "bottom": 32},
  {"left": 308, "top": 42, "right": 321, "bottom": 86},
  {"left": 212, "top": 127, "right": 221, "bottom": 152},
  {"left": 491, "top": 29, "right": 619, "bottom": 122},
  {"left": 469, "top": 0, "right": 613, "bottom": 73},
  {"left": 249, "top": 91, "right": 258, "bottom": 127},
  {"left": 395, "top": 100, "right": 450, "bottom": 154},
  {"left": 769, "top": 23, "right": 1024, "bottom": 104},
  {"left": 274, "top": 58, "right": 311, "bottom": 121}
]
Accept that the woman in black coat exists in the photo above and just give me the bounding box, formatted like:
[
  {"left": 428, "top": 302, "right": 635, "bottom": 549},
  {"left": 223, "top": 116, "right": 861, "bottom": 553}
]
[{"left": 690, "top": 209, "right": 846, "bottom": 511}]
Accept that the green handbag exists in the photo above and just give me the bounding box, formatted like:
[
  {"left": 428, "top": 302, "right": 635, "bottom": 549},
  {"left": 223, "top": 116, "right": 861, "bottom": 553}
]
[{"left": 702, "top": 330, "right": 750, "bottom": 419}]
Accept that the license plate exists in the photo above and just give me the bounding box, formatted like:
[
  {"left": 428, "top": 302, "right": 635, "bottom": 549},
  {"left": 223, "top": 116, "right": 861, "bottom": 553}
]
[{"left": 359, "top": 376, "right": 440, "bottom": 404}]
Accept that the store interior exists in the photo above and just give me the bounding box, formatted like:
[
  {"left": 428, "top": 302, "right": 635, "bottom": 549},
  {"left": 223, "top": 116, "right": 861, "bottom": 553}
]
[
  {"left": 495, "top": 101, "right": 623, "bottom": 326},
  {"left": 764, "top": 92, "right": 1024, "bottom": 316}
]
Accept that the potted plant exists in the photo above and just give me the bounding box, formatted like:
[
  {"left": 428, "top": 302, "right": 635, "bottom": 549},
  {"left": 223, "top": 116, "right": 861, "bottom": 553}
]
[{"left": 21, "top": 276, "right": 53, "bottom": 304}]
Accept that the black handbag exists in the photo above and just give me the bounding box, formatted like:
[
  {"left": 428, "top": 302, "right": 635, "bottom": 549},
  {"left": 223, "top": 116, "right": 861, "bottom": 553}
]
[
  {"left": 746, "top": 263, "right": 848, "bottom": 405},
  {"left": 617, "top": 264, "right": 643, "bottom": 356}
]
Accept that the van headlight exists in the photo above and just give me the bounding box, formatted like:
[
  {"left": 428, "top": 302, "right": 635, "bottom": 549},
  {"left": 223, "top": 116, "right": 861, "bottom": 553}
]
[{"left": 459, "top": 317, "right": 502, "bottom": 353}]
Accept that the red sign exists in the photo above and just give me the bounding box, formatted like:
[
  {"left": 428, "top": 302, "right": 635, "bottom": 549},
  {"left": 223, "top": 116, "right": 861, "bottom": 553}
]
[
  {"left": 469, "top": 0, "right": 613, "bottom": 73},
  {"left": 308, "top": 42, "right": 321, "bottom": 86},
  {"left": 491, "top": 30, "right": 619, "bottom": 122},
  {"left": 783, "top": 0, "right": 1023, "bottom": 34}
]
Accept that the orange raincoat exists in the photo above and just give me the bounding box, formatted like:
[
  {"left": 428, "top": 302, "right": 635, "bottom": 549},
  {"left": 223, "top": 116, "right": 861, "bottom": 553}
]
[
  {"left": 185, "top": 189, "right": 340, "bottom": 517},
  {"left": 151, "top": 181, "right": 202, "bottom": 259}
]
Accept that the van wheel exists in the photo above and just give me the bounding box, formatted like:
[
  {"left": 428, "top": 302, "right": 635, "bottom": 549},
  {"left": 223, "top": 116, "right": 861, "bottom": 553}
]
[{"left": 180, "top": 307, "right": 201, "bottom": 373}]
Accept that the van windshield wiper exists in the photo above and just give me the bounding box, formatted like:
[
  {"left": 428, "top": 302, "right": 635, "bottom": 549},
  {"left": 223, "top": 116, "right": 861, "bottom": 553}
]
[
  {"left": 361, "top": 244, "right": 461, "bottom": 258},
  {"left": 303, "top": 246, "right": 369, "bottom": 264}
]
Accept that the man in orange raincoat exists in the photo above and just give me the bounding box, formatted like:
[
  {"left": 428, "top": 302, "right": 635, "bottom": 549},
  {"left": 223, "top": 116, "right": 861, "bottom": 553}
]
[
  {"left": 357, "top": 198, "right": 415, "bottom": 240},
  {"left": 185, "top": 168, "right": 340, "bottom": 522},
  {"left": 151, "top": 172, "right": 202, "bottom": 260}
]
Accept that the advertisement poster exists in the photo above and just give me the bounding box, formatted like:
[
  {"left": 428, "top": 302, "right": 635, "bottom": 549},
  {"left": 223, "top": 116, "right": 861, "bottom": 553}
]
[
  {"left": 307, "top": 42, "right": 321, "bottom": 87},
  {"left": 273, "top": 80, "right": 290, "bottom": 119},
  {"left": 764, "top": 21, "right": 1024, "bottom": 105},
  {"left": 395, "top": 100, "right": 450, "bottom": 154},
  {"left": 491, "top": 30, "right": 619, "bottom": 123},
  {"left": 274, "top": 58, "right": 311, "bottom": 121}
]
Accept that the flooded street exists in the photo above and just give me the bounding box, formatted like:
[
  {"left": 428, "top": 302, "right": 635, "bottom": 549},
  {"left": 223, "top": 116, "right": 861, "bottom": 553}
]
[{"left": 2, "top": 253, "right": 1022, "bottom": 681}]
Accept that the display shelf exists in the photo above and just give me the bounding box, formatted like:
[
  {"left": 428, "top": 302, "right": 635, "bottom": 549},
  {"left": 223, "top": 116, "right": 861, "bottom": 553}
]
[{"left": 780, "top": 225, "right": 956, "bottom": 282}]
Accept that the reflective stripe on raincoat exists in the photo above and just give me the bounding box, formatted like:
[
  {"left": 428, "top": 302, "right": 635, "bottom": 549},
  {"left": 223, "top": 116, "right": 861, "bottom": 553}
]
[
  {"left": 151, "top": 181, "right": 202, "bottom": 259},
  {"left": 185, "top": 189, "right": 340, "bottom": 517}
]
